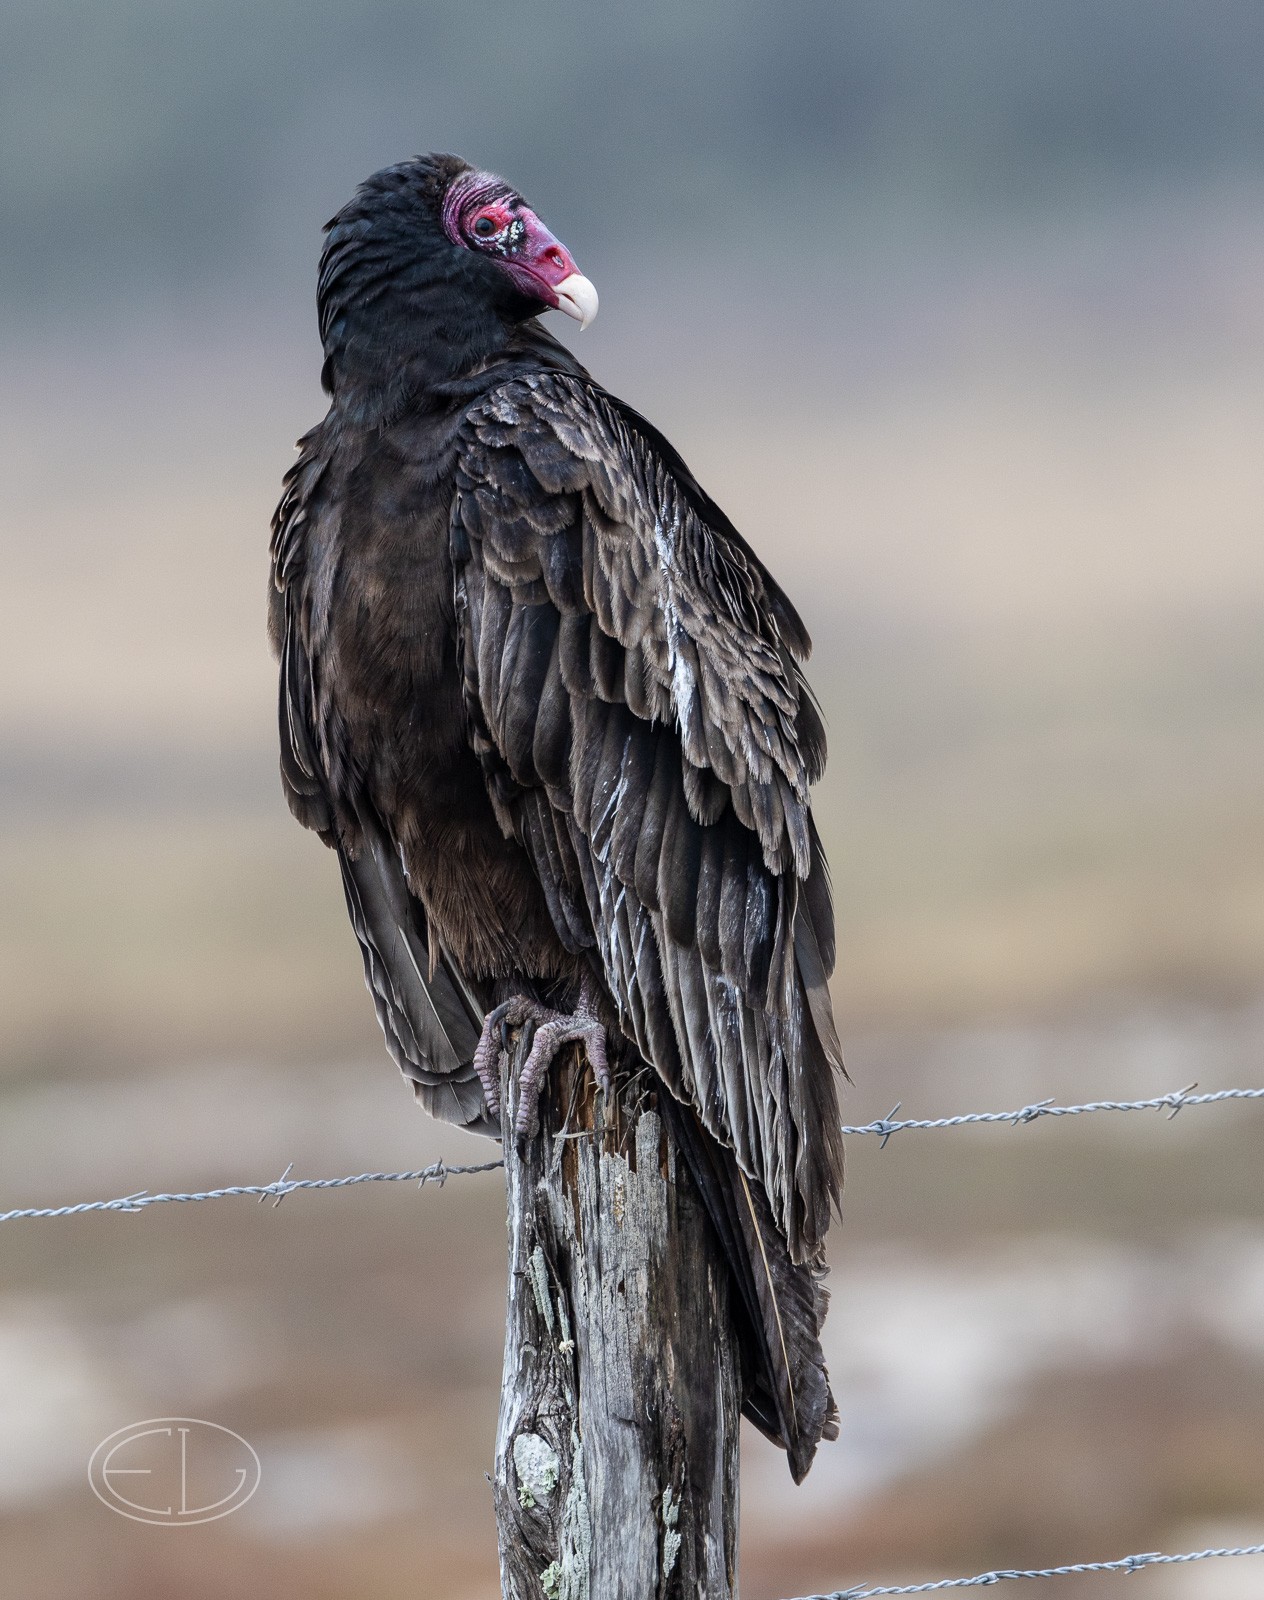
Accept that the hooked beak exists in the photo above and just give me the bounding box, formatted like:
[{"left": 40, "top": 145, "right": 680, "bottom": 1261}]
[
  {"left": 553, "top": 272, "right": 599, "bottom": 331},
  {"left": 505, "top": 207, "right": 599, "bottom": 330}
]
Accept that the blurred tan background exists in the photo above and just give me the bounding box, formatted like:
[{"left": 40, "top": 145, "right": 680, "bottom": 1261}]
[{"left": 1, "top": 4, "right": 1262, "bottom": 1596}]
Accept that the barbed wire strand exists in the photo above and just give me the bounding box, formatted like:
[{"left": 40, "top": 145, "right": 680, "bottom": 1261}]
[
  {"left": 788, "top": 1540, "right": 1264, "bottom": 1599},
  {"left": 0, "top": 1158, "right": 505, "bottom": 1222},
  {"left": 2, "top": 1084, "right": 1260, "bottom": 1223},
  {"left": 839, "top": 1083, "right": 1264, "bottom": 1146}
]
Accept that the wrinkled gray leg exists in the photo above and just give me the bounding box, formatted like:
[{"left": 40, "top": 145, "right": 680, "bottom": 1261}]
[
  {"left": 472, "top": 977, "right": 612, "bottom": 1134},
  {"left": 473, "top": 996, "right": 552, "bottom": 1118},
  {"left": 514, "top": 976, "right": 613, "bottom": 1137}
]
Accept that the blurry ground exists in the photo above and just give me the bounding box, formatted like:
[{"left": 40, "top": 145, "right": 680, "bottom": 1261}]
[{"left": 2, "top": 189, "right": 1263, "bottom": 1598}]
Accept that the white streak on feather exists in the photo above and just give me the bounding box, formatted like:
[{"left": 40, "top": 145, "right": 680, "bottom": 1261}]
[
  {"left": 604, "top": 884, "right": 629, "bottom": 1009},
  {"left": 590, "top": 735, "right": 632, "bottom": 862},
  {"left": 653, "top": 513, "right": 697, "bottom": 740}
]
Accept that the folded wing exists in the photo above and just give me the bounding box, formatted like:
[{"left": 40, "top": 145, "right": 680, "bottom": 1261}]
[{"left": 450, "top": 372, "right": 844, "bottom": 1262}]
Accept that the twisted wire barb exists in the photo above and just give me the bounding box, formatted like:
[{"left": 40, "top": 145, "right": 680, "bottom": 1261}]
[
  {"left": 1, "top": 1084, "right": 1259, "bottom": 1222},
  {"left": 790, "top": 1541, "right": 1264, "bottom": 1598}
]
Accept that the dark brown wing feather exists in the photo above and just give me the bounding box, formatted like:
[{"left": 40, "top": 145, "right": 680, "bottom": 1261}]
[
  {"left": 272, "top": 430, "right": 495, "bottom": 1134},
  {"left": 451, "top": 372, "right": 845, "bottom": 1259}
]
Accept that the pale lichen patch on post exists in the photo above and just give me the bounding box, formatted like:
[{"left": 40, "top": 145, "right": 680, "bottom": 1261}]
[
  {"left": 557, "top": 1431, "right": 592, "bottom": 1600},
  {"left": 660, "top": 1483, "right": 682, "bottom": 1580},
  {"left": 527, "top": 1245, "right": 555, "bottom": 1337},
  {"left": 514, "top": 1433, "right": 560, "bottom": 1510}
]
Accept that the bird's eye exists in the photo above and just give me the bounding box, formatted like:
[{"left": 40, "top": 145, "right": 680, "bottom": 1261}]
[{"left": 473, "top": 215, "right": 498, "bottom": 239}]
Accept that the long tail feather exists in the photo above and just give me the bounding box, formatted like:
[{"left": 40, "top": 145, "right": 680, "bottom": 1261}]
[{"left": 657, "top": 1093, "right": 837, "bottom": 1481}]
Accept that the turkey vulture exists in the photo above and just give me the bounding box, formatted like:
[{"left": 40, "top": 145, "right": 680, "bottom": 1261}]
[{"left": 270, "top": 154, "right": 845, "bottom": 1480}]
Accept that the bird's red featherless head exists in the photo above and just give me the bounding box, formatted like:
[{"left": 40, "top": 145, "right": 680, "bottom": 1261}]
[{"left": 440, "top": 170, "right": 598, "bottom": 329}]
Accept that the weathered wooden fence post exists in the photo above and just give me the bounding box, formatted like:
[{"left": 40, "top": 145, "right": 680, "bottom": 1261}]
[{"left": 493, "top": 1041, "right": 741, "bottom": 1599}]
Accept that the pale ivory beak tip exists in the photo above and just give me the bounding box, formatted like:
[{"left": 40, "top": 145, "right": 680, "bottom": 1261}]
[{"left": 554, "top": 272, "right": 599, "bottom": 330}]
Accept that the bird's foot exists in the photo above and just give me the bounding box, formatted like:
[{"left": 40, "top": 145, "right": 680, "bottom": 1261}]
[
  {"left": 472, "top": 977, "right": 612, "bottom": 1137},
  {"left": 472, "top": 995, "right": 548, "bottom": 1120}
]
